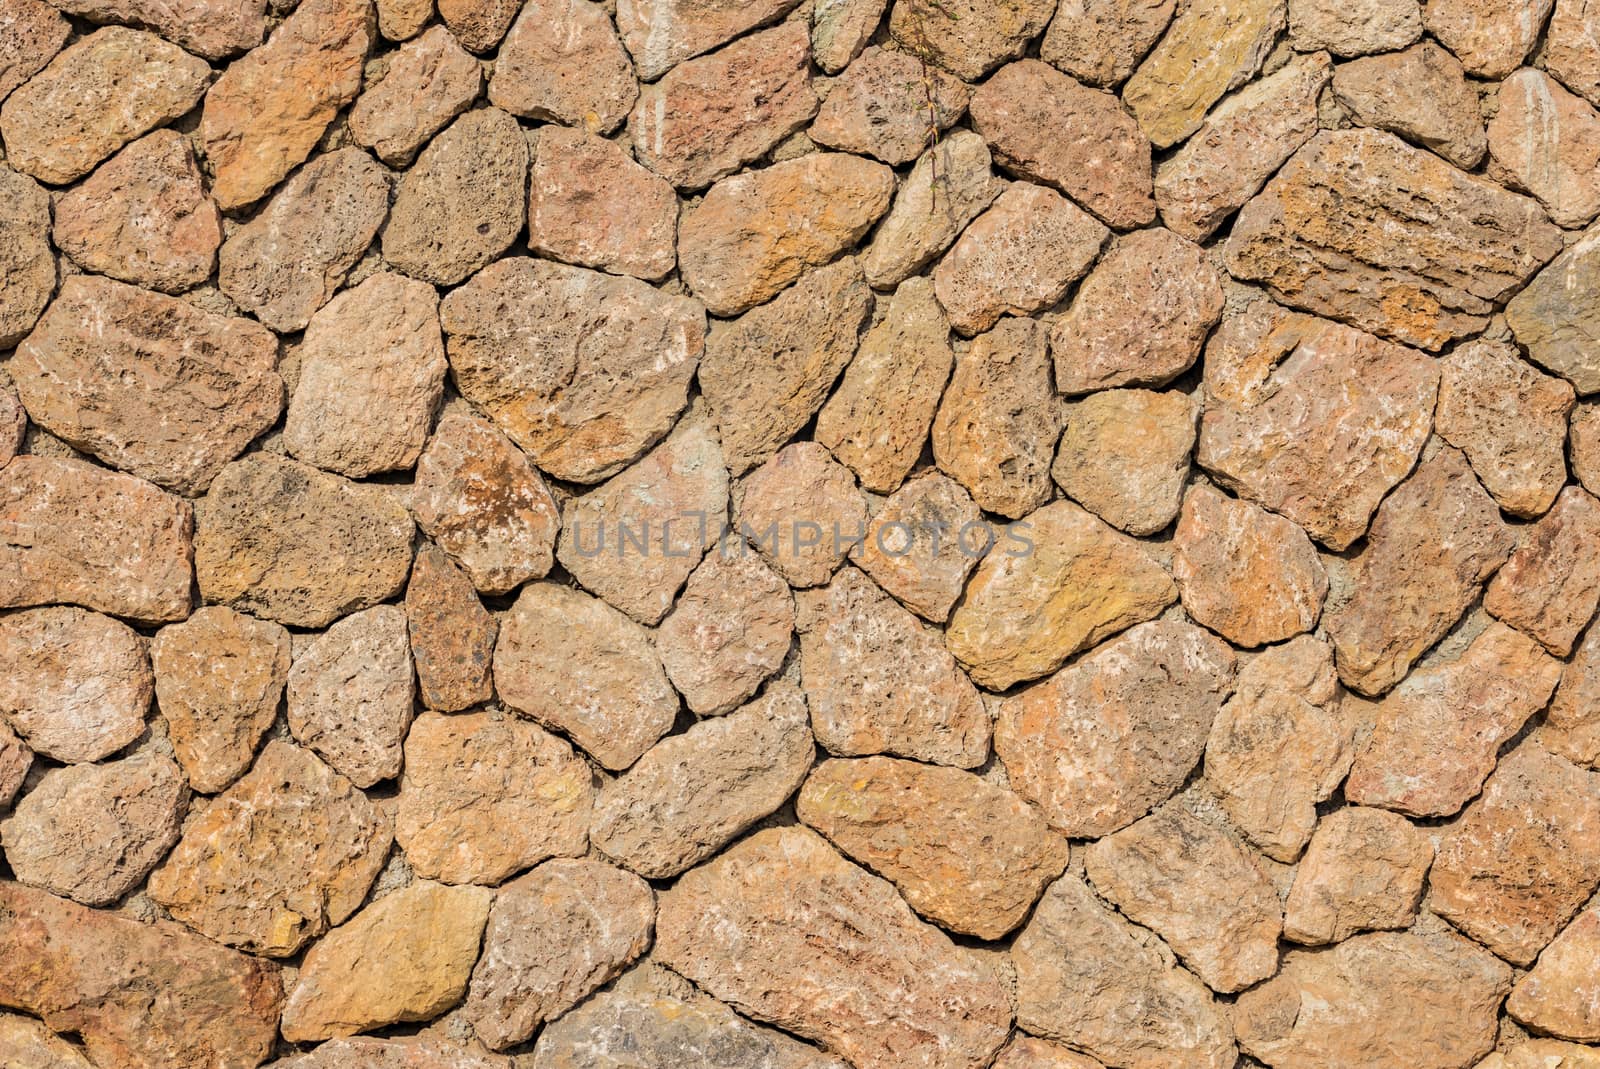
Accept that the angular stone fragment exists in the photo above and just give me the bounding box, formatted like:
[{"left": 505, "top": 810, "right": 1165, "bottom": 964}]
[
  {"left": 617, "top": 0, "right": 801, "bottom": 80},
  {"left": 556, "top": 411, "right": 729, "bottom": 623},
  {"left": 51, "top": 0, "right": 265, "bottom": 58},
  {"left": 437, "top": 0, "right": 515, "bottom": 51},
  {"left": 0, "top": 881, "right": 282, "bottom": 1069},
  {"left": 1508, "top": 907, "right": 1600, "bottom": 1042},
  {"left": 851, "top": 471, "right": 982, "bottom": 622},
  {"left": 0, "top": 455, "right": 193, "bottom": 622},
  {"left": 657, "top": 826, "right": 1012, "bottom": 1069},
  {"left": 1041, "top": 0, "right": 1175, "bottom": 87},
  {"left": 384, "top": 107, "right": 526, "bottom": 286},
  {"left": 1510, "top": 221, "right": 1600, "bottom": 395},
  {"left": 273, "top": 1037, "right": 514, "bottom": 1069},
  {"left": 1154, "top": 52, "right": 1330, "bottom": 241},
  {"left": 462, "top": 860, "right": 654, "bottom": 1050},
  {"left": 810, "top": 47, "right": 968, "bottom": 165},
  {"left": 888, "top": 0, "right": 1056, "bottom": 80},
  {"left": 631, "top": 24, "right": 817, "bottom": 192},
  {"left": 1283, "top": 806, "right": 1433, "bottom": 944},
  {"left": 1205, "top": 636, "right": 1350, "bottom": 860},
  {"left": 948, "top": 502, "right": 1178, "bottom": 690},
  {"left": 148, "top": 739, "right": 392, "bottom": 956},
  {"left": 1431, "top": 743, "right": 1600, "bottom": 965},
  {"left": 12, "top": 275, "right": 281, "bottom": 495},
  {"left": 349, "top": 26, "right": 480, "bottom": 166},
  {"left": 487, "top": 0, "right": 636, "bottom": 129},
  {"left": 0, "top": 27, "right": 208, "bottom": 185},
  {"left": 0, "top": 607, "right": 150, "bottom": 764},
  {"left": 495, "top": 582, "right": 676, "bottom": 769},
  {"left": 395, "top": 711, "right": 592, "bottom": 885},
  {"left": 1226, "top": 129, "right": 1564, "bottom": 351},
  {"left": 1051, "top": 227, "right": 1224, "bottom": 392},
  {"left": 1233, "top": 930, "right": 1511, "bottom": 1069},
  {"left": 997, "top": 621, "right": 1234, "bottom": 837},
  {"left": 810, "top": 0, "right": 885, "bottom": 72},
  {"left": 1549, "top": 0, "right": 1600, "bottom": 106},
  {"left": 283, "top": 272, "right": 445, "bottom": 477},
  {"left": 591, "top": 682, "right": 816, "bottom": 878},
  {"left": 798, "top": 756, "right": 1068, "bottom": 939},
  {"left": 530, "top": 126, "right": 677, "bottom": 281},
  {"left": 376, "top": 0, "right": 431, "bottom": 40},
  {"left": 932, "top": 184, "right": 1107, "bottom": 336},
  {"left": 1, "top": 750, "right": 185, "bottom": 905},
  {"left": 0, "top": 0, "right": 67, "bottom": 103},
  {"left": 1426, "top": 0, "right": 1553, "bottom": 77},
  {"left": 0, "top": 1013, "right": 96, "bottom": 1069},
  {"left": 1332, "top": 42, "right": 1486, "bottom": 169},
  {"left": 0, "top": 166, "right": 53, "bottom": 348},
  {"left": 1485, "top": 487, "right": 1600, "bottom": 656},
  {"left": 0, "top": 383, "right": 21, "bottom": 470},
  {"left": 151, "top": 605, "right": 289, "bottom": 793},
  {"left": 699, "top": 259, "right": 872, "bottom": 475},
  {"left": 736, "top": 442, "right": 867, "bottom": 588},
  {"left": 1196, "top": 294, "right": 1438, "bottom": 549},
  {"left": 1478, "top": 1042, "right": 1600, "bottom": 1069},
  {"left": 200, "top": 0, "right": 373, "bottom": 210},
  {"left": 1054, "top": 389, "right": 1196, "bottom": 537},
  {"left": 1289, "top": 0, "right": 1420, "bottom": 53},
  {"left": 1013, "top": 874, "right": 1235, "bottom": 1069},
  {"left": 53, "top": 130, "right": 221, "bottom": 293},
  {"left": 658, "top": 551, "right": 793, "bottom": 716},
  {"left": 1488, "top": 69, "right": 1600, "bottom": 229},
  {"left": 440, "top": 256, "right": 705, "bottom": 483},
  {"left": 196, "top": 454, "right": 414, "bottom": 629},
  {"left": 1545, "top": 619, "right": 1600, "bottom": 768},
  {"left": 1576, "top": 403, "right": 1600, "bottom": 493},
  {"left": 860, "top": 130, "right": 1003, "bottom": 289},
  {"left": 287, "top": 605, "right": 413, "bottom": 788},
  {"left": 1123, "top": 0, "right": 1285, "bottom": 148},
  {"left": 405, "top": 545, "right": 494, "bottom": 712},
  {"left": 0, "top": 721, "right": 31, "bottom": 808}
]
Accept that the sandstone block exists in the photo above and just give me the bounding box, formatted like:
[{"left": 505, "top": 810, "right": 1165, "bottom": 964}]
[
  {"left": 1282, "top": 806, "right": 1433, "bottom": 944},
  {"left": 1053, "top": 388, "right": 1197, "bottom": 536},
  {"left": 348, "top": 25, "right": 480, "bottom": 165},
  {"left": 1485, "top": 486, "right": 1600, "bottom": 657},
  {"left": 1331, "top": 42, "right": 1486, "bottom": 169},
  {"left": 404, "top": 545, "right": 495, "bottom": 712},
  {"left": 487, "top": 0, "right": 636, "bottom": 129},
  {"left": 850, "top": 470, "right": 982, "bottom": 622},
  {"left": 529, "top": 125, "right": 678, "bottom": 281},
  {"left": 736, "top": 442, "right": 868, "bottom": 588}
]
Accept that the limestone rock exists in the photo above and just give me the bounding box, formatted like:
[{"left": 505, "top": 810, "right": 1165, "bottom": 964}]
[
  {"left": 151, "top": 605, "right": 290, "bottom": 793},
  {"left": 656, "top": 826, "right": 1012, "bottom": 1069},
  {"left": 1509, "top": 221, "right": 1600, "bottom": 395},
  {"left": 1488, "top": 68, "right": 1600, "bottom": 229},
  {"left": 0, "top": 1013, "right": 96, "bottom": 1069},
  {"left": 657, "top": 551, "right": 793, "bottom": 716},
  {"left": 405, "top": 545, "right": 495, "bottom": 712},
  {"left": 394, "top": 711, "right": 592, "bottom": 885},
  {"left": 1548, "top": 0, "right": 1600, "bottom": 106},
  {"left": 440, "top": 256, "right": 705, "bottom": 483},
  {"left": 461, "top": 859, "right": 654, "bottom": 1049},
  {"left": 12, "top": 274, "right": 281, "bottom": 495},
  {"left": 52, "top": 130, "right": 221, "bottom": 293},
  {"left": 437, "top": 0, "right": 515, "bottom": 51},
  {"left": 147, "top": 739, "right": 392, "bottom": 956},
  {"left": 0, "top": 166, "right": 53, "bottom": 348},
  {"left": 736, "top": 442, "right": 868, "bottom": 588},
  {"left": 0, "top": 27, "right": 208, "bottom": 185},
  {"left": 860, "top": 130, "right": 1003, "bottom": 289},
  {"left": 196, "top": 454, "right": 414, "bottom": 629},
  {"left": 1331, "top": 42, "right": 1486, "bottom": 170},
  {"left": 1575, "top": 403, "right": 1600, "bottom": 493},
  {"left": 1282, "top": 806, "right": 1433, "bottom": 944},
  {"left": 51, "top": 0, "right": 264, "bottom": 58},
  {"left": 996, "top": 620, "right": 1235, "bottom": 837},
  {"left": 272, "top": 1037, "right": 514, "bottom": 1069},
  {"left": 887, "top": 0, "right": 1056, "bottom": 80},
  {"left": 947, "top": 501, "right": 1178, "bottom": 690},
  {"left": 1508, "top": 906, "right": 1600, "bottom": 1042},
  {"left": 850, "top": 470, "right": 982, "bottom": 623},
  {"left": 287, "top": 605, "right": 413, "bottom": 787},
  {"left": 1289, "top": 0, "right": 1420, "bottom": 52},
  {"left": 0, "top": 0, "right": 67, "bottom": 103},
  {"left": 1053, "top": 388, "right": 1197, "bottom": 536},
  {"left": 349, "top": 25, "right": 480, "bottom": 166},
  {"left": 810, "top": 47, "right": 969, "bottom": 165},
  {"left": 200, "top": 0, "right": 373, "bottom": 210},
  {"left": 616, "top": 0, "right": 802, "bottom": 80},
  {"left": 1544, "top": 617, "right": 1600, "bottom": 768},
  {"left": 1040, "top": 0, "right": 1175, "bottom": 87},
  {"left": 1478, "top": 1042, "right": 1600, "bottom": 1069},
  {"left": 1426, "top": 0, "right": 1553, "bottom": 77},
  {"left": 384, "top": 107, "right": 526, "bottom": 286},
  {"left": 487, "top": 0, "right": 636, "bottom": 130},
  {"left": 591, "top": 682, "right": 817, "bottom": 878},
  {"left": 0, "top": 721, "right": 31, "bottom": 808},
  {"left": 810, "top": 0, "right": 885, "bottom": 73},
  {"left": 529, "top": 125, "right": 677, "bottom": 281},
  {"left": 1485, "top": 487, "right": 1600, "bottom": 657}
]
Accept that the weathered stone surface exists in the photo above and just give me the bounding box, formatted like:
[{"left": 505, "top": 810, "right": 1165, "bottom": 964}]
[
  {"left": 283, "top": 271, "right": 445, "bottom": 477},
  {"left": 1485, "top": 486, "right": 1600, "bottom": 655},
  {"left": 487, "top": 0, "right": 636, "bottom": 129},
  {"left": 0, "top": 0, "right": 67, "bottom": 103},
  {"left": 376, "top": 0, "right": 431, "bottom": 40},
  {"left": 1549, "top": 0, "right": 1600, "bottom": 106},
  {"left": 349, "top": 25, "right": 479, "bottom": 165},
  {"left": 970, "top": 59, "right": 1153, "bottom": 228},
  {"left": 1576, "top": 403, "right": 1600, "bottom": 493},
  {"left": 1426, "top": 0, "right": 1553, "bottom": 78},
  {"left": 1488, "top": 69, "right": 1600, "bottom": 229},
  {"left": 12, "top": 275, "right": 281, "bottom": 496},
  {"left": 1545, "top": 617, "right": 1600, "bottom": 768},
  {"left": 0, "top": 606, "right": 150, "bottom": 764},
  {"left": 1508, "top": 906, "right": 1600, "bottom": 1041},
  {"left": 151, "top": 605, "right": 289, "bottom": 793},
  {"left": 0, "top": 1013, "right": 96, "bottom": 1069},
  {"left": 53, "top": 130, "right": 221, "bottom": 293},
  {"left": 1289, "top": 0, "right": 1420, "bottom": 53},
  {"left": 1283, "top": 807, "right": 1431, "bottom": 945},
  {"left": 272, "top": 1037, "right": 514, "bottom": 1069},
  {"left": 1226, "top": 129, "right": 1564, "bottom": 351},
  {"left": 948, "top": 501, "right": 1178, "bottom": 690},
  {"left": 996, "top": 620, "right": 1235, "bottom": 837},
  {"left": 700, "top": 259, "right": 872, "bottom": 475},
  {"left": 617, "top": 0, "right": 801, "bottom": 80},
  {"left": 933, "top": 183, "right": 1107, "bottom": 337},
  {"left": 1, "top": 27, "right": 208, "bottom": 185},
  {"left": 0, "top": 881, "right": 282, "bottom": 1069},
  {"left": 412, "top": 407, "right": 560, "bottom": 594},
  {"left": 200, "top": 0, "right": 373, "bottom": 210},
  {"left": 1052, "top": 227, "right": 1224, "bottom": 392},
  {"left": 993, "top": 1037, "right": 1106, "bottom": 1069},
  {"left": 495, "top": 582, "right": 676, "bottom": 769},
  {"left": 218, "top": 146, "right": 390, "bottom": 333},
  {"left": 736, "top": 442, "right": 867, "bottom": 588},
  {"left": 1123, "top": 0, "right": 1284, "bottom": 148},
  {"left": 1233, "top": 929, "right": 1512, "bottom": 1069},
  {"left": 557, "top": 410, "right": 729, "bottom": 623},
  {"left": 384, "top": 107, "right": 526, "bottom": 286},
  {"left": 1, "top": 750, "right": 184, "bottom": 905},
  {"left": 437, "top": 0, "right": 515, "bottom": 51},
  {"left": 462, "top": 859, "right": 654, "bottom": 1049},
  {"left": 148, "top": 739, "right": 391, "bottom": 956},
  {"left": 798, "top": 756, "right": 1068, "bottom": 939},
  {"left": 1013, "top": 873, "right": 1235, "bottom": 1069},
  {"left": 861, "top": 130, "right": 1004, "bottom": 289},
  {"left": 1041, "top": 0, "right": 1175, "bottom": 87},
  {"left": 441, "top": 256, "right": 705, "bottom": 483},
  {"left": 1327, "top": 447, "right": 1515, "bottom": 696},
  {"left": 0, "top": 383, "right": 21, "bottom": 470},
  {"left": 1196, "top": 294, "right": 1438, "bottom": 550},
  {"left": 287, "top": 605, "right": 413, "bottom": 788},
  {"left": 50, "top": 0, "right": 265, "bottom": 58},
  {"left": 1205, "top": 636, "right": 1350, "bottom": 860},
  {"left": 0, "top": 455, "right": 194, "bottom": 622},
  {"left": 1332, "top": 42, "right": 1486, "bottom": 169},
  {"left": 1510, "top": 221, "right": 1600, "bottom": 395},
  {"left": 888, "top": 0, "right": 1055, "bottom": 80},
  {"left": 405, "top": 545, "right": 494, "bottom": 712},
  {"left": 811, "top": 0, "right": 885, "bottom": 72},
  {"left": 657, "top": 826, "right": 1012, "bottom": 1069},
  {"left": 810, "top": 46, "right": 968, "bottom": 165},
  {"left": 0, "top": 166, "right": 53, "bottom": 348},
  {"left": 1054, "top": 389, "right": 1197, "bottom": 536},
  {"left": 529, "top": 126, "right": 677, "bottom": 281},
  {"left": 196, "top": 454, "right": 414, "bottom": 629},
  {"left": 1154, "top": 52, "right": 1330, "bottom": 241},
  {"left": 851, "top": 470, "right": 982, "bottom": 622},
  {"left": 1431, "top": 743, "right": 1600, "bottom": 965},
  {"left": 631, "top": 23, "right": 817, "bottom": 192},
  {"left": 395, "top": 711, "right": 592, "bottom": 885},
  {"left": 0, "top": 721, "right": 31, "bottom": 808},
  {"left": 591, "top": 682, "right": 815, "bottom": 878},
  {"left": 657, "top": 551, "right": 792, "bottom": 716},
  {"left": 1478, "top": 1042, "right": 1600, "bottom": 1069}
]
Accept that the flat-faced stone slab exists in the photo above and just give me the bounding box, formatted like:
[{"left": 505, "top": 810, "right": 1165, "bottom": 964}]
[
  {"left": 1282, "top": 806, "right": 1433, "bottom": 945},
  {"left": 0, "top": 0, "right": 68, "bottom": 103},
  {"left": 1509, "top": 219, "right": 1600, "bottom": 395},
  {"left": 809, "top": 46, "right": 968, "bottom": 165},
  {"left": 348, "top": 25, "right": 481, "bottom": 166},
  {"left": 616, "top": 0, "right": 802, "bottom": 79},
  {"left": 1425, "top": 0, "right": 1553, "bottom": 77},
  {"left": 0, "top": 165, "right": 54, "bottom": 348},
  {"left": 487, "top": 0, "right": 636, "bottom": 130},
  {"left": 1488, "top": 68, "right": 1600, "bottom": 229},
  {"left": 887, "top": 0, "right": 1056, "bottom": 80},
  {"left": 1331, "top": 42, "right": 1486, "bottom": 169},
  {"left": 735, "top": 442, "right": 868, "bottom": 589},
  {"left": 1507, "top": 906, "right": 1600, "bottom": 1042},
  {"left": 404, "top": 544, "right": 495, "bottom": 712},
  {"left": 1549, "top": 0, "right": 1600, "bottom": 106},
  {"left": 1053, "top": 388, "right": 1197, "bottom": 536},
  {"left": 1288, "top": 0, "right": 1420, "bottom": 53},
  {"left": 529, "top": 125, "right": 678, "bottom": 281},
  {"left": 849, "top": 470, "right": 982, "bottom": 623},
  {"left": 657, "top": 550, "right": 792, "bottom": 716},
  {"left": 1484, "top": 486, "right": 1600, "bottom": 656},
  {"left": 50, "top": 0, "right": 266, "bottom": 58},
  {"left": 860, "top": 131, "right": 1003, "bottom": 290},
  {"left": 1040, "top": 0, "right": 1175, "bottom": 87},
  {"left": 1544, "top": 614, "right": 1600, "bottom": 769},
  {"left": 286, "top": 604, "right": 414, "bottom": 788}
]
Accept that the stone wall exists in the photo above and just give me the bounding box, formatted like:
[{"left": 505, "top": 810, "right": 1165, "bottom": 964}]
[{"left": 1, "top": 0, "right": 1599, "bottom": 1066}]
